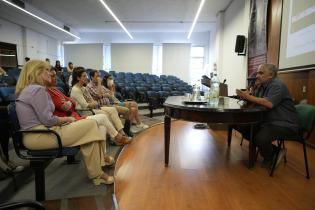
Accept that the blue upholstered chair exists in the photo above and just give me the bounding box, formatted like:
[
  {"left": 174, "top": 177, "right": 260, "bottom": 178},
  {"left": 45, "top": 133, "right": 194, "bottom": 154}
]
[
  {"left": 7, "top": 102, "right": 80, "bottom": 201},
  {"left": 0, "top": 200, "right": 45, "bottom": 210}
]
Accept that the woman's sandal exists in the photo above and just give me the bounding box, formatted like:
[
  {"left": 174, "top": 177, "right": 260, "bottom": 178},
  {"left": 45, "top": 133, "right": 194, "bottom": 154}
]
[
  {"left": 113, "top": 134, "right": 132, "bottom": 146},
  {"left": 104, "top": 155, "right": 115, "bottom": 167},
  {"left": 93, "top": 173, "right": 114, "bottom": 185}
]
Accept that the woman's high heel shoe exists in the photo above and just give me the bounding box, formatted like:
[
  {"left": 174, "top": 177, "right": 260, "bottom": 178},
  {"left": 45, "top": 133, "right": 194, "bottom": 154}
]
[{"left": 93, "top": 173, "right": 114, "bottom": 185}]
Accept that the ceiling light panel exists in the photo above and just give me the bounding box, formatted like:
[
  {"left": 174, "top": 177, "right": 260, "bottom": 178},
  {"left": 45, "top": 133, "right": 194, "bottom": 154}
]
[
  {"left": 187, "top": 0, "right": 205, "bottom": 39},
  {"left": 1, "top": 0, "right": 80, "bottom": 39},
  {"left": 98, "top": 0, "right": 133, "bottom": 39}
]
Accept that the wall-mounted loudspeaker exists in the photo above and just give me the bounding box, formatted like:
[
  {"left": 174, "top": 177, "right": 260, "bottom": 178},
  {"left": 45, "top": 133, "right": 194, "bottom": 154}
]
[{"left": 235, "top": 35, "right": 246, "bottom": 55}]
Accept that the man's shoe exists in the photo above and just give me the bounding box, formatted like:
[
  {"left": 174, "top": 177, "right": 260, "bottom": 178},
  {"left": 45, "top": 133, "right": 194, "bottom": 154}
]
[
  {"left": 274, "top": 148, "right": 287, "bottom": 169},
  {"left": 261, "top": 159, "right": 273, "bottom": 169}
]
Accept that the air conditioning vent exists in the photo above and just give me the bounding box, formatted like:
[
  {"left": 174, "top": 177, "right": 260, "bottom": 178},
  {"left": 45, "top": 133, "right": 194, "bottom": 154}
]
[
  {"left": 11, "top": 0, "right": 25, "bottom": 8},
  {"left": 63, "top": 25, "right": 70, "bottom": 32}
]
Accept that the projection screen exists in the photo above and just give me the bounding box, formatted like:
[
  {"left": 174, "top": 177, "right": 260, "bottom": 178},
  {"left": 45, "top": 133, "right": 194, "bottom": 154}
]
[{"left": 279, "top": 0, "right": 315, "bottom": 71}]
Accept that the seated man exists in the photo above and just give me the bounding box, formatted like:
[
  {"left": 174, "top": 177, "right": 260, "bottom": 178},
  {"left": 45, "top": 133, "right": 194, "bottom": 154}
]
[{"left": 236, "top": 64, "right": 299, "bottom": 168}]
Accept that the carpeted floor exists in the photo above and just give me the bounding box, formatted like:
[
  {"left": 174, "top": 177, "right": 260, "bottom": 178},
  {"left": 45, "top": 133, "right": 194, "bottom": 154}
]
[{"left": 1, "top": 115, "right": 164, "bottom": 203}]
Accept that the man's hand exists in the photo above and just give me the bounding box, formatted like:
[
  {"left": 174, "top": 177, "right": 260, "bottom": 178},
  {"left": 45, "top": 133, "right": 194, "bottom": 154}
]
[
  {"left": 236, "top": 89, "right": 250, "bottom": 100},
  {"left": 236, "top": 89, "right": 273, "bottom": 109}
]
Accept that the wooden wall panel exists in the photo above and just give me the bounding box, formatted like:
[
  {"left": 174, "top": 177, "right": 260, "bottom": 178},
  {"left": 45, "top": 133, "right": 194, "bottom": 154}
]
[
  {"left": 267, "top": 0, "right": 282, "bottom": 65},
  {"left": 278, "top": 71, "right": 309, "bottom": 103},
  {"left": 308, "top": 71, "right": 315, "bottom": 105}
]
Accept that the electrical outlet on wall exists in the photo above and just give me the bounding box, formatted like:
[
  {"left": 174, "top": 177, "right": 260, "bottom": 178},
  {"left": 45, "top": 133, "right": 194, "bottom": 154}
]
[{"left": 302, "top": 86, "right": 307, "bottom": 93}]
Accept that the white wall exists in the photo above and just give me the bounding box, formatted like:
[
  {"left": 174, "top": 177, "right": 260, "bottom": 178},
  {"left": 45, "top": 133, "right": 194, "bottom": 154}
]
[
  {"left": 25, "top": 29, "right": 61, "bottom": 63},
  {"left": 0, "top": 18, "right": 62, "bottom": 66},
  {"left": 111, "top": 43, "right": 153, "bottom": 73},
  {"left": 215, "top": 0, "right": 250, "bottom": 94},
  {"left": 163, "top": 43, "right": 191, "bottom": 83},
  {"left": 64, "top": 44, "right": 103, "bottom": 70},
  {"left": 70, "top": 31, "right": 210, "bottom": 46},
  {"left": 65, "top": 31, "right": 211, "bottom": 71}
]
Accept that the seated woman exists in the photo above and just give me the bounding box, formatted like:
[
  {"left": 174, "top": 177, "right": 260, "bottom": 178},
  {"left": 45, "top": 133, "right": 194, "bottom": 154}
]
[
  {"left": 70, "top": 67, "right": 132, "bottom": 145},
  {"left": 47, "top": 68, "right": 125, "bottom": 164},
  {"left": 86, "top": 70, "right": 137, "bottom": 135},
  {"left": 15, "top": 60, "right": 113, "bottom": 185},
  {"left": 102, "top": 74, "right": 148, "bottom": 130},
  {"left": 54, "top": 60, "right": 62, "bottom": 72}
]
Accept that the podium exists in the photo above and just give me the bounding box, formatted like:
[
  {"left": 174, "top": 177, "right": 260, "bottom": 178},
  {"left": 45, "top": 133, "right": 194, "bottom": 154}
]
[{"left": 201, "top": 76, "right": 228, "bottom": 96}]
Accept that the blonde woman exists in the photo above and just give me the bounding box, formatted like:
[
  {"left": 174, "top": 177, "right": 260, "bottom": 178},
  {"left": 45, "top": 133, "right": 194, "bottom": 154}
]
[{"left": 15, "top": 60, "right": 114, "bottom": 185}]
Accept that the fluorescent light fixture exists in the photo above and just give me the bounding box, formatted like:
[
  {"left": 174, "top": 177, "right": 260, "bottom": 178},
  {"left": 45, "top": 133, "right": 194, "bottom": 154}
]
[
  {"left": 1, "top": 0, "right": 80, "bottom": 39},
  {"left": 98, "top": 0, "right": 133, "bottom": 39},
  {"left": 187, "top": 0, "right": 205, "bottom": 39},
  {"left": 0, "top": 54, "right": 16, "bottom": 57}
]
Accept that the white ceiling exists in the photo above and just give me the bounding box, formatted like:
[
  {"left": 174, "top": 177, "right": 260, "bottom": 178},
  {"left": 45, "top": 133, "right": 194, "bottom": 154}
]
[{"left": 25, "top": 0, "right": 232, "bottom": 33}]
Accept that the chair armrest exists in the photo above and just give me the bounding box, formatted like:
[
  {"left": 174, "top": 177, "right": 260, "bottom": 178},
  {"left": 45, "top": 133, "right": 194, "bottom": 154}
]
[
  {"left": 0, "top": 200, "right": 45, "bottom": 210},
  {"left": 19, "top": 129, "right": 63, "bottom": 157}
]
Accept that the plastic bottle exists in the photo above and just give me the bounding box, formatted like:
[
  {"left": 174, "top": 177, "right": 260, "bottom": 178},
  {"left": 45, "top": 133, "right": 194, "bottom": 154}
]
[{"left": 210, "top": 63, "right": 220, "bottom": 105}]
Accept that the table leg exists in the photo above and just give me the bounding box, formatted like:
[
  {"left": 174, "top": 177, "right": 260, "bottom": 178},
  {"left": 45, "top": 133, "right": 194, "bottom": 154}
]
[
  {"left": 164, "top": 115, "right": 171, "bottom": 166},
  {"left": 248, "top": 124, "right": 255, "bottom": 168},
  {"left": 227, "top": 125, "right": 233, "bottom": 147}
]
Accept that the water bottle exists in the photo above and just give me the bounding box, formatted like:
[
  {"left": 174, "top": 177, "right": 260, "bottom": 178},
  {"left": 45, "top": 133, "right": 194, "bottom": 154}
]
[{"left": 210, "top": 64, "right": 220, "bottom": 105}]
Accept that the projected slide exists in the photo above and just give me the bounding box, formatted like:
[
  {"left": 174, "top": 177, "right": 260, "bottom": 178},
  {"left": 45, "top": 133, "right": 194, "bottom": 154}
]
[{"left": 286, "top": 0, "right": 315, "bottom": 58}]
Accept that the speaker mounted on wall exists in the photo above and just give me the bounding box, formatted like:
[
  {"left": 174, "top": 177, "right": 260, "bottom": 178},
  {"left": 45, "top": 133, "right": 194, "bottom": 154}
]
[{"left": 235, "top": 35, "right": 246, "bottom": 56}]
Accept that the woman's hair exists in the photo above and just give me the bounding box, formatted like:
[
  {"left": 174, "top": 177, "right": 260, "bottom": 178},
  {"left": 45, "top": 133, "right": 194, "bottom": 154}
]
[
  {"left": 71, "top": 67, "right": 86, "bottom": 87},
  {"left": 55, "top": 60, "right": 60, "bottom": 67},
  {"left": 15, "top": 60, "right": 50, "bottom": 95},
  {"left": 102, "top": 73, "right": 112, "bottom": 88},
  {"left": 89, "top": 70, "right": 98, "bottom": 79}
]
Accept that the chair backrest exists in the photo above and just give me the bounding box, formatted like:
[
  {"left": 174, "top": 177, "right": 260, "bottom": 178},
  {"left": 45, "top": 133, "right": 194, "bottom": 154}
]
[
  {"left": 7, "top": 102, "right": 25, "bottom": 158},
  {"left": 295, "top": 104, "right": 315, "bottom": 136},
  {"left": 0, "top": 87, "right": 16, "bottom": 103}
]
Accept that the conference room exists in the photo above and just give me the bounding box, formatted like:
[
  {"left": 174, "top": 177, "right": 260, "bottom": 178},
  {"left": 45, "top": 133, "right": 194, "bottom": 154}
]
[{"left": 1, "top": 0, "right": 315, "bottom": 209}]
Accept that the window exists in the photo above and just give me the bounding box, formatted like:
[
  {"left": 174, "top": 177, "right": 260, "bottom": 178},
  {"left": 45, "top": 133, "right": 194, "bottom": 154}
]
[
  {"left": 103, "top": 44, "right": 111, "bottom": 71},
  {"left": 190, "top": 46, "right": 204, "bottom": 85},
  {"left": 152, "top": 45, "right": 162, "bottom": 76}
]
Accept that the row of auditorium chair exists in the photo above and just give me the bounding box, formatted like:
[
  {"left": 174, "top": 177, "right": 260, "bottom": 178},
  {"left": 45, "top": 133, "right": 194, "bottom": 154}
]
[{"left": 1, "top": 67, "right": 192, "bottom": 105}]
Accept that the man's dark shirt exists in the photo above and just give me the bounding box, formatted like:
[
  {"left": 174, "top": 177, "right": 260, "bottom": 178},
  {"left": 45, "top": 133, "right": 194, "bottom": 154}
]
[{"left": 254, "top": 78, "right": 299, "bottom": 131}]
